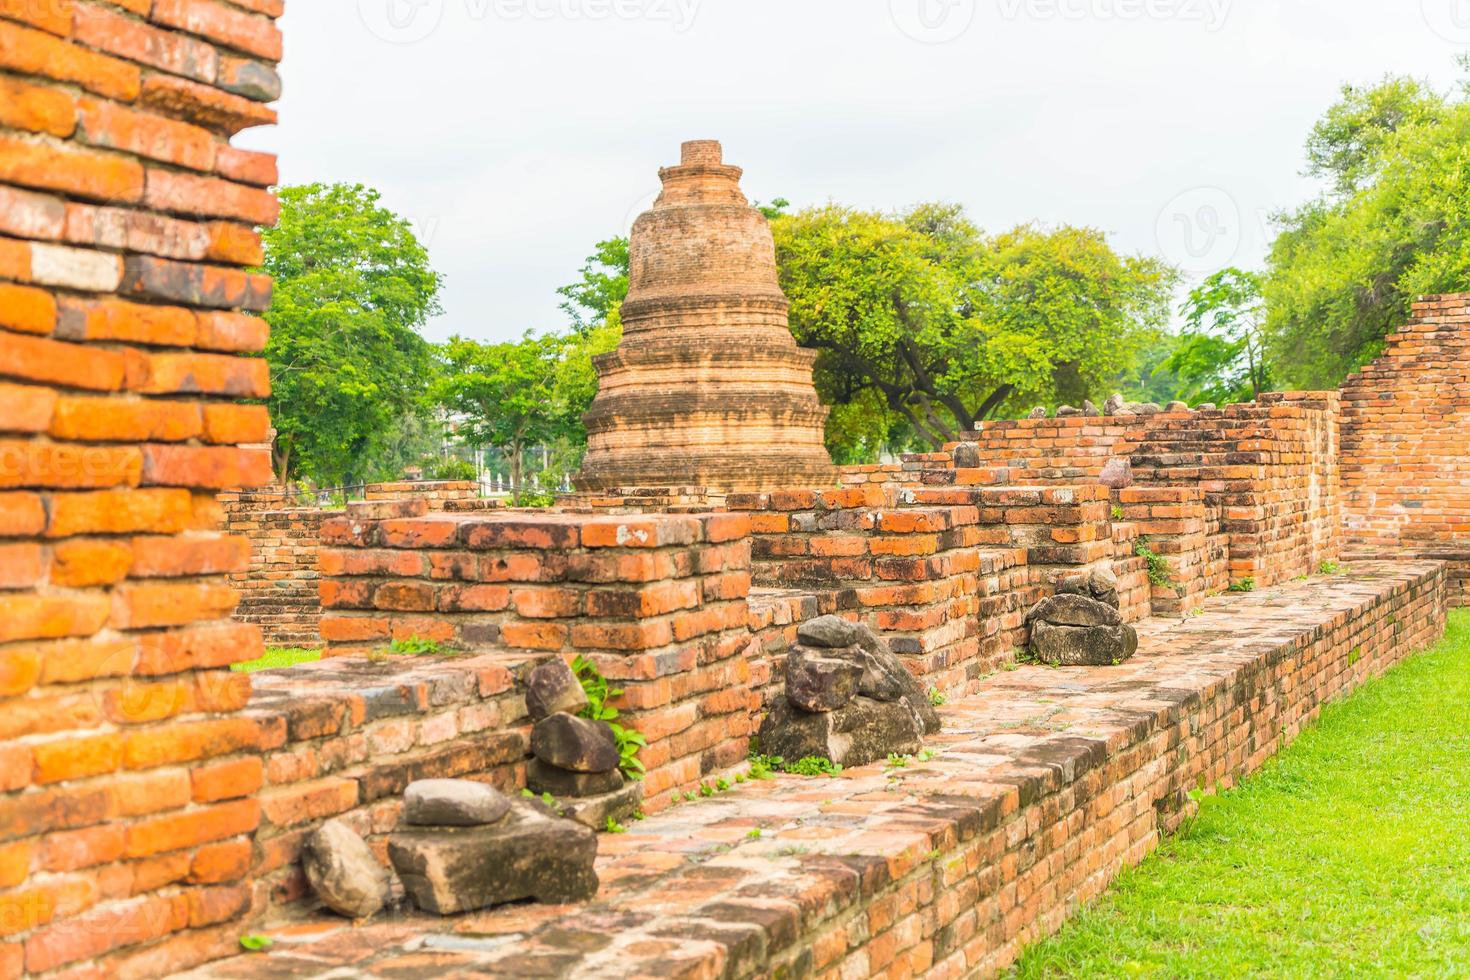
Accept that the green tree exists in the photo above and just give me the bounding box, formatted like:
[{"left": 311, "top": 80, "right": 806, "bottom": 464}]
[
  {"left": 773, "top": 204, "right": 1176, "bottom": 445},
  {"left": 432, "top": 333, "right": 582, "bottom": 504},
  {"left": 1168, "top": 268, "right": 1269, "bottom": 404},
  {"left": 557, "top": 237, "right": 628, "bottom": 334},
  {"left": 260, "top": 183, "right": 442, "bottom": 486},
  {"left": 1264, "top": 67, "right": 1470, "bottom": 387}
]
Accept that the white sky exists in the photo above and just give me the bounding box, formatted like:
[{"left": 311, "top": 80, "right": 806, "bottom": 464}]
[{"left": 238, "top": 0, "right": 1470, "bottom": 344}]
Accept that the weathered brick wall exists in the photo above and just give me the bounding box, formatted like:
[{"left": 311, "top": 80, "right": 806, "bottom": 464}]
[
  {"left": 221, "top": 498, "right": 333, "bottom": 648},
  {"left": 0, "top": 1, "right": 283, "bottom": 975},
  {"left": 1341, "top": 295, "right": 1470, "bottom": 605},
  {"left": 316, "top": 501, "right": 755, "bottom": 812}
]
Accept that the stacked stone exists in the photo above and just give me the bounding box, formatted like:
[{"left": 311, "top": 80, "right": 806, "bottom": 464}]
[
  {"left": 1026, "top": 567, "right": 1139, "bottom": 666},
  {"left": 523, "top": 659, "right": 641, "bottom": 830},
  {"left": 577, "top": 141, "right": 836, "bottom": 493},
  {"left": 757, "top": 616, "right": 939, "bottom": 768},
  {"left": 0, "top": 2, "right": 282, "bottom": 974}
]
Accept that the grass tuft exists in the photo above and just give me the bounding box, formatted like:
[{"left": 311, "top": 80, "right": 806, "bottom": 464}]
[{"left": 231, "top": 647, "right": 322, "bottom": 673}]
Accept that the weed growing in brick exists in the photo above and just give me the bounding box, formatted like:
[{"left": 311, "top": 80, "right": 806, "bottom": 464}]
[
  {"left": 1230, "top": 577, "right": 1256, "bottom": 593},
  {"left": 1135, "top": 539, "right": 1175, "bottom": 589},
  {"left": 604, "top": 817, "right": 627, "bottom": 834},
  {"left": 1319, "top": 560, "right": 1342, "bottom": 575},
  {"left": 784, "top": 756, "right": 843, "bottom": 777},
  {"left": 238, "top": 935, "right": 274, "bottom": 952},
  {"left": 572, "top": 656, "right": 646, "bottom": 780},
  {"left": 389, "top": 635, "right": 444, "bottom": 656},
  {"left": 231, "top": 648, "right": 321, "bottom": 673},
  {"left": 929, "top": 687, "right": 948, "bottom": 706}
]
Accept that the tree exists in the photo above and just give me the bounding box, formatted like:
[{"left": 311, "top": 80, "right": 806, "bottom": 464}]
[
  {"left": 260, "top": 183, "right": 442, "bottom": 486},
  {"left": 557, "top": 237, "right": 628, "bottom": 334},
  {"left": 1263, "top": 67, "right": 1470, "bottom": 387},
  {"left": 773, "top": 204, "right": 1176, "bottom": 445},
  {"left": 432, "top": 333, "right": 578, "bottom": 505},
  {"left": 1168, "top": 268, "right": 1269, "bottom": 404}
]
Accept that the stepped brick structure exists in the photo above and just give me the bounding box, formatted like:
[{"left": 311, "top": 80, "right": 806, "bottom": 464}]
[
  {"left": 577, "top": 140, "right": 837, "bottom": 494},
  {"left": 1341, "top": 295, "right": 1470, "bottom": 604}
]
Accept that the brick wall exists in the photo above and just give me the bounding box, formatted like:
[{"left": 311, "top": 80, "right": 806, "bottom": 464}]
[
  {"left": 1341, "top": 295, "right": 1470, "bottom": 605},
  {"left": 221, "top": 495, "right": 333, "bottom": 648},
  {"left": 0, "top": 1, "right": 283, "bottom": 975}
]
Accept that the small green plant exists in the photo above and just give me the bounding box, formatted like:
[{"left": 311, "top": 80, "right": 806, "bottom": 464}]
[
  {"left": 1135, "top": 539, "right": 1175, "bottom": 590},
  {"left": 632, "top": 809, "right": 646, "bottom": 821},
  {"left": 926, "top": 848, "right": 942, "bottom": 861},
  {"left": 785, "top": 756, "right": 843, "bottom": 777},
  {"left": 735, "top": 773, "right": 748, "bottom": 784},
  {"left": 239, "top": 934, "right": 274, "bottom": 952},
  {"left": 1319, "top": 560, "right": 1342, "bottom": 575},
  {"left": 571, "top": 656, "right": 645, "bottom": 780},
  {"left": 886, "top": 753, "right": 911, "bottom": 769},
  {"left": 1112, "top": 504, "right": 1125, "bottom": 521},
  {"left": 715, "top": 777, "right": 731, "bottom": 792},
  {"left": 605, "top": 816, "right": 627, "bottom": 834},
  {"left": 699, "top": 782, "right": 716, "bottom": 798},
  {"left": 746, "top": 827, "right": 763, "bottom": 840},
  {"left": 1230, "top": 578, "right": 1256, "bottom": 593},
  {"left": 917, "top": 748, "right": 939, "bottom": 762},
  {"left": 521, "top": 788, "right": 564, "bottom": 815},
  {"left": 1349, "top": 646, "right": 1362, "bottom": 666},
  {"left": 389, "top": 635, "right": 444, "bottom": 657},
  {"left": 928, "top": 687, "right": 947, "bottom": 707},
  {"left": 748, "top": 754, "right": 782, "bottom": 779}
]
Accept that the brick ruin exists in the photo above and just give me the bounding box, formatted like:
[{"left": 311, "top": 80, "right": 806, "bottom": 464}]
[{"left": 0, "top": 5, "right": 1466, "bottom": 975}]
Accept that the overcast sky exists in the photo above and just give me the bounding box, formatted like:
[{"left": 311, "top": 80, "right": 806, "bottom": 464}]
[{"left": 238, "top": 0, "right": 1470, "bottom": 344}]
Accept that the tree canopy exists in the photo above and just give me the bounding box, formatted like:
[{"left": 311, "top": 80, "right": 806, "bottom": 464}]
[
  {"left": 773, "top": 204, "right": 1177, "bottom": 446},
  {"left": 1263, "top": 68, "right": 1470, "bottom": 387},
  {"left": 260, "top": 183, "right": 442, "bottom": 487}
]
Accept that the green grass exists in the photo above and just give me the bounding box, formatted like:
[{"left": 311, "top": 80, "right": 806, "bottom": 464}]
[
  {"left": 230, "top": 647, "right": 322, "bottom": 673},
  {"left": 1013, "top": 609, "right": 1470, "bottom": 979}
]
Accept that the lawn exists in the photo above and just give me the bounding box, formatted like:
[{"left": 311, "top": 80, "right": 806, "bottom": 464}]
[
  {"left": 230, "top": 647, "right": 322, "bottom": 673},
  {"left": 1012, "top": 608, "right": 1470, "bottom": 979}
]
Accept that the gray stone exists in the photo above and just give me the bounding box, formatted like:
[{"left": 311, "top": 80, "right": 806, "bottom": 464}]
[
  {"left": 1027, "top": 593, "right": 1122, "bottom": 628},
  {"left": 1056, "top": 405, "right": 1081, "bottom": 417},
  {"left": 1055, "top": 574, "right": 1089, "bottom": 597},
  {"left": 785, "top": 649, "right": 863, "bottom": 712},
  {"left": 303, "top": 819, "right": 393, "bottom": 919},
  {"left": 951, "top": 442, "right": 981, "bottom": 469},
  {"left": 757, "top": 695, "right": 923, "bottom": 769},
  {"left": 389, "top": 801, "right": 598, "bottom": 914},
  {"left": 1088, "top": 566, "right": 1121, "bottom": 609},
  {"left": 530, "top": 713, "right": 619, "bottom": 773},
  {"left": 404, "top": 780, "right": 511, "bottom": 827},
  {"left": 1083, "top": 400, "right": 1101, "bottom": 417},
  {"left": 1030, "top": 621, "right": 1139, "bottom": 667},
  {"left": 558, "top": 782, "right": 643, "bottom": 832},
  {"left": 1028, "top": 406, "right": 1048, "bottom": 419},
  {"left": 797, "top": 615, "right": 864, "bottom": 649},
  {"left": 1197, "top": 402, "right": 1217, "bottom": 411},
  {"left": 1099, "top": 457, "right": 1133, "bottom": 490},
  {"left": 1129, "top": 402, "right": 1163, "bottom": 416},
  {"left": 523, "top": 658, "right": 587, "bottom": 722},
  {"left": 795, "top": 617, "right": 940, "bottom": 734},
  {"left": 1166, "top": 400, "right": 1190, "bottom": 413},
  {"left": 526, "top": 758, "right": 624, "bottom": 799},
  {"left": 1104, "top": 393, "right": 1125, "bottom": 415}
]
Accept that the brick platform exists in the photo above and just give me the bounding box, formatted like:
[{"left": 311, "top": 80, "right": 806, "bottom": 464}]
[{"left": 185, "top": 561, "right": 1444, "bottom": 980}]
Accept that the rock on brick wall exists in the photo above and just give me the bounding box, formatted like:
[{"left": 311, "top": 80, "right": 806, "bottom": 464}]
[
  {"left": 0, "top": 2, "right": 283, "bottom": 975},
  {"left": 1341, "top": 295, "right": 1470, "bottom": 550},
  {"left": 317, "top": 501, "right": 756, "bottom": 812}
]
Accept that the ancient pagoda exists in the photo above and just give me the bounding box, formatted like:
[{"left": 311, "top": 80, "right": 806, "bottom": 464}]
[{"left": 576, "top": 140, "right": 837, "bottom": 493}]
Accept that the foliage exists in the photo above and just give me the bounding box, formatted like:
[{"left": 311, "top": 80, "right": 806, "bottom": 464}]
[
  {"left": 1230, "top": 578, "right": 1256, "bottom": 593},
  {"left": 928, "top": 688, "right": 947, "bottom": 707},
  {"left": 604, "top": 817, "right": 627, "bottom": 834},
  {"left": 1135, "top": 539, "right": 1175, "bottom": 590},
  {"left": 557, "top": 237, "right": 628, "bottom": 334},
  {"left": 773, "top": 204, "right": 1176, "bottom": 447},
  {"left": 886, "top": 753, "right": 910, "bottom": 769},
  {"left": 783, "top": 756, "right": 843, "bottom": 777},
  {"left": 1014, "top": 610, "right": 1470, "bottom": 978},
  {"left": 1318, "top": 560, "right": 1342, "bottom": 575},
  {"left": 231, "top": 648, "right": 322, "bottom": 673},
  {"left": 260, "top": 183, "right": 442, "bottom": 487},
  {"left": 571, "top": 656, "right": 645, "bottom": 780},
  {"left": 1169, "top": 269, "right": 1270, "bottom": 404},
  {"left": 425, "top": 456, "right": 478, "bottom": 482},
  {"left": 748, "top": 754, "right": 782, "bottom": 780},
  {"left": 388, "top": 636, "right": 444, "bottom": 656},
  {"left": 238, "top": 935, "right": 274, "bottom": 953},
  {"left": 1263, "top": 68, "right": 1470, "bottom": 388}
]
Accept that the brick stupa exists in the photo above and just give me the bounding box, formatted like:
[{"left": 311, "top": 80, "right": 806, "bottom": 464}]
[{"left": 577, "top": 140, "right": 837, "bottom": 493}]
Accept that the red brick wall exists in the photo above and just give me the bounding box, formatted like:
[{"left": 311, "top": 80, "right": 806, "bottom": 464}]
[
  {"left": 221, "top": 495, "right": 333, "bottom": 648},
  {"left": 1341, "top": 295, "right": 1470, "bottom": 602},
  {"left": 0, "top": 2, "right": 283, "bottom": 975}
]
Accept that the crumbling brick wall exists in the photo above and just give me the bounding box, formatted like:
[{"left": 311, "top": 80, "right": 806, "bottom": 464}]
[
  {"left": 221, "top": 493, "right": 333, "bottom": 648},
  {"left": 1341, "top": 294, "right": 1470, "bottom": 605},
  {"left": 0, "top": 1, "right": 283, "bottom": 974}
]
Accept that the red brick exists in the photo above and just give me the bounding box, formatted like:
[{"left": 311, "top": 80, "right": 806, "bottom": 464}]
[
  {"left": 144, "top": 168, "right": 279, "bottom": 225},
  {"left": 215, "top": 145, "right": 277, "bottom": 186},
  {"left": 78, "top": 97, "right": 218, "bottom": 172},
  {"left": 205, "top": 220, "right": 264, "bottom": 265},
  {"left": 0, "top": 74, "right": 75, "bottom": 138},
  {"left": 0, "top": 332, "right": 127, "bottom": 392},
  {"left": 0, "top": 648, "right": 40, "bottom": 698},
  {"left": 0, "top": 135, "right": 142, "bottom": 203},
  {"left": 122, "top": 718, "right": 259, "bottom": 772},
  {"left": 119, "top": 254, "right": 272, "bottom": 312},
  {"left": 45, "top": 488, "right": 193, "bottom": 538},
  {"left": 0, "top": 283, "right": 57, "bottom": 335},
  {"left": 0, "top": 184, "right": 67, "bottom": 240},
  {"left": 56, "top": 296, "right": 199, "bottom": 346},
  {"left": 51, "top": 396, "right": 203, "bottom": 443},
  {"left": 141, "top": 444, "right": 274, "bottom": 489},
  {"left": 191, "top": 757, "right": 263, "bottom": 803},
  {"left": 0, "top": 440, "right": 143, "bottom": 489},
  {"left": 139, "top": 72, "right": 278, "bottom": 136},
  {"left": 188, "top": 840, "right": 250, "bottom": 884},
  {"left": 110, "top": 581, "right": 237, "bottom": 629},
  {"left": 130, "top": 534, "right": 249, "bottom": 577},
  {"left": 195, "top": 311, "right": 267, "bottom": 353},
  {"left": 0, "top": 593, "right": 111, "bottom": 643},
  {"left": 34, "top": 636, "right": 137, "bottom": 684},
  {"left": 72, "top": 1, "right": 220, "bottom": 82},
  {"left": 32, "top": 734, "right": 123, "bottom": 784},
  {"left": 133, "top": 621, "right": 262, "bottom": 675},
  {"left": 150, "top": 0, "right": 282, "bottom": 60},
  {"left": 23, "top": 893, "right": 187, "bottom": 973},
  {"left": 101, "top": 678, "right": 191, "bottom": 724},
  {"left": 0, "top": 20, "right": 141, "bottom": 101},
  {"left": 259, "top": 779, "right": 359, "bottom": 830},
  {"left": 0, "top": 493, "right": 46, "bottom": 537},
  {"left": 0, "top": 0, "right": 75, "bottom": 35},
  {"left": 0, "top": 382, "right": 56, "bottom": 434},
  {"left": 136, "top": 351, "right": 271, "bottom": 397},
  {"left": 39, "top": 826, "right": 125, "bottom": 872},
  {"left": 107, "top": 770, "right": 191, "bottom": 818}
]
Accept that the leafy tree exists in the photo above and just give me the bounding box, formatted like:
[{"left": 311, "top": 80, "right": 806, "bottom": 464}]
[
  {"left": 557, "top": 237, "right": 628, "bottom": 334},
  {"left": 773, "top": 204, "right": 1176, "bottom": 445},
  {"left": 1168, "top": 268, "right": 1269, "bottom": 404},
  {"left": 432, "top": 333, "right": 585, "bottom": 504},
  {"left": 1264, "top": 67, "right": 1470, "bottom": 387},
  {"left": 260, "top": 183, "right": 442, "bottom": 486}
]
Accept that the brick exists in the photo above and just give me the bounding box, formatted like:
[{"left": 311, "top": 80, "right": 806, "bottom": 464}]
[
  {"left": 0, "top": 593, "right": 110, "bottom": 643},
  {"left": 23, "top": 894, "right": 187, "bottom": 973},
  {"left": 139, "top": 72, "right": 278, "bottom": 135},
  {"left": 0, "top": 542, "right": 44, "bottom": 589},
  {"left": 110, "top": 581, "right": 238, "bottom": 629},
  {"left": 133, "top": 621, "right": 262, "bottom": 675},
  {"left": 0, "top": 185, "right": 67, "bottom": 240},
  {"left": 215, "top": 145, "right": 277, "bottom": 186},
  {"left": 0, "top": 332, "right": 127, "bottom": 392},
  {"left": 216, "top": 53, "right": 281, "bottom": 102},
  {"left": 204, "top": 220, "right": 264, "bottom": 265},
  {"left": 0, "top": 282, "right": 58, "bottom": 334},
  {"left": 191, "top": 757, "right": 263, "bottom": 803},
  {"left": 34, "top": 636, "right": 137, "bottom": 684},
  {"left": 150, "top": 0, "right": 283, "bottom": 61},
  {"left": 195, "top": 311, "right": 267, "bottom": 353},
  {"left": 63, "top": 201, "right": 212, "bottom": 259},
  {"left": 136, "top": 351, "right": 271, "bottom": 397},
  {"left": 119, "top": 254, "right": 272, "bottom": 312},
  {"left": 45, "top": 488, "right": 193, "bottom": 537},
  {"left": 140, "top": 444, "right": 273, "bottom": 489},
  {"left": 0, "top": 493, "right": 46, "bottom": 536},
  {"left": 188, "top": 840, "right": 250, "bottom": 884},
  {"left": 201, "top": 403, "right": 271, "bottom": 444},
  {"left": 0, "top": 236, "right": 28, "bottom": 280},
  {"left": 32, "top": 734, "right": 123, "bottom": 784},
  {"left": 72, "top": 2, "right": 220, "bottom": 83},
  {"left": 130, "top": 534, "right": 249, "bottom": 577},
  {"left": 51, "top": 396, "right": 203, "bottom": 442},
  {"left": 27, "top": 241, "right": 124, "bottom": 291},
  {"left": 0, "top": 20, "right": 141, "bottom": 101},
  {"left": 39, "top": 826, "right": 125, "bottom": 872},
  {"left": 187, "top": 883, "right": 250, "bottom": 928},
  {"left": 0, "top": 440, "right": 142, "bottom": 489},
  {"left": 0, "top": 0, "right": 75, "bottom": 35},
  {"left": 0, "top": 382, "right": 56, "bottom": 434},
  {"left": 0, "top": 647, "right": 40, "bottom": 697},
  {"left": 122, "top": 717, "right": 260, "bottom": 771},
  {"left": 0, "top": 135, "right": 142, "bottom": 203},
  {"left": 78, "top": 97, "right": 218, "bottom": 172},
  {"left": 259, "top": 779, "right": 359, "bottom": 829},
  {"left": 144, "top": 168, "right": 279, "bottom": 225},
  {"left": 50, "top": 539, "right": 133, "bottom": 587}
]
